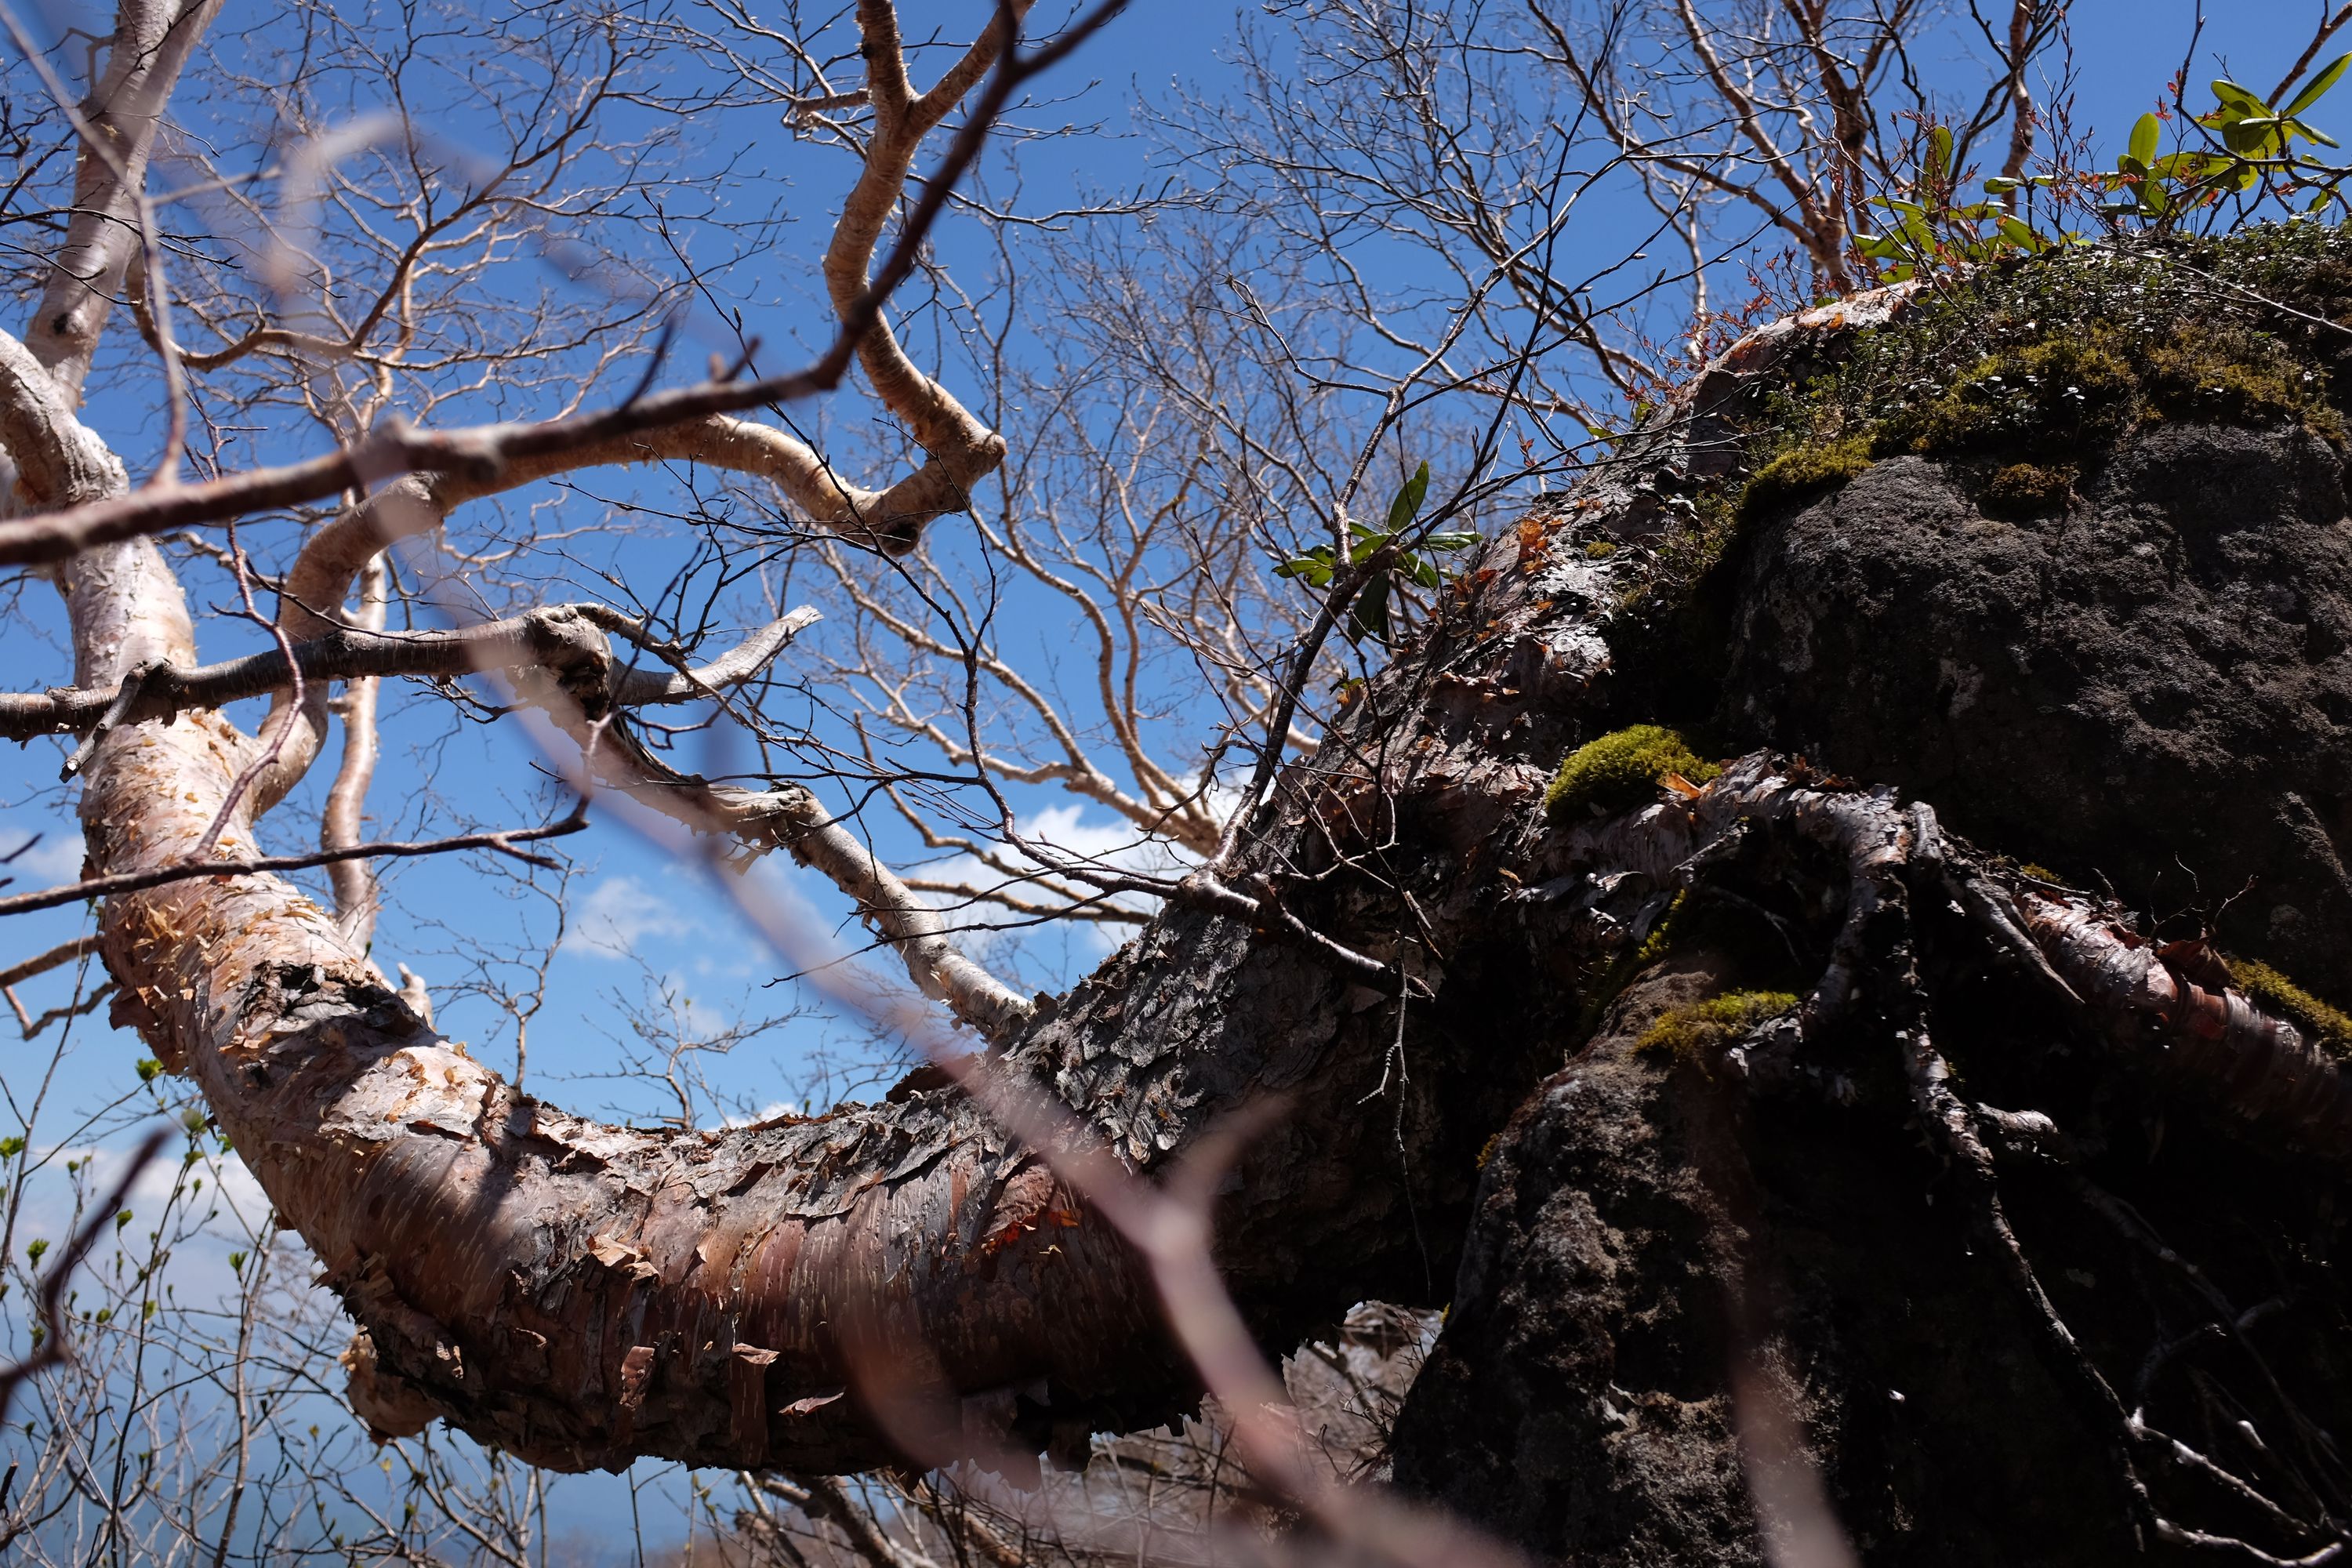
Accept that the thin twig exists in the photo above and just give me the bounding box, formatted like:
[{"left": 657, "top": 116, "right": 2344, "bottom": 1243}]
[{"left": 0, "top": 811, "right": 588, "bottom": 919}]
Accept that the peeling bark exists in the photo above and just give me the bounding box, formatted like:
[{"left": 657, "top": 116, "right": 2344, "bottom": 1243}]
[{"left": 57, "top": 355, "right": 1640, "bottom": 1468}]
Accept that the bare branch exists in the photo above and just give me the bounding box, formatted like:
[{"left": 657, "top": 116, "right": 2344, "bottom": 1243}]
[
  {"left": 0, "top": 603, "right": 820, "bottom": 746},
  {"left": 0, "top": 812, "right": 587, "bottom": 920},
  {"left": 0, "top": 932, "right": 100, "bottom": 990}
]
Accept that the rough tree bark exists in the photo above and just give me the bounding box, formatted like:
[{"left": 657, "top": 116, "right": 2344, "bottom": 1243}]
[
  {"left": 53, "top": 273, "right": 2352, "bottom": 1568},
  {"left": 18, "top": 45, "right": 2352, "bottom": 1538}
]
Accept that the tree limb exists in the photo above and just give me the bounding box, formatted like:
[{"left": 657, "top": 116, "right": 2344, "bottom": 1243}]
[{"left": 0, "top": 604, "right": 820, "bottom": 746}]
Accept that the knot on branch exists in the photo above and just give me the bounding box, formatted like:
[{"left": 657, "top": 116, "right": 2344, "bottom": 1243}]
[{"left": 508, "top": 604, "right": 619, "bottom": 721}]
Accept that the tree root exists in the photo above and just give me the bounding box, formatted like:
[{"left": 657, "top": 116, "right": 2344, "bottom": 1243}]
[{"left": 1555, "top": 751, "right": 2352, "bottom": 1561}]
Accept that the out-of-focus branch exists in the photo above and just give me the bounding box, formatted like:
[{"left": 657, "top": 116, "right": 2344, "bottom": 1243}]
[
  {"left": 0, "top": 1127, "right": 171, "bottom": 1421},
  {"left": 0, "top": 934, "right": 111, "bottom": 1038},
  {"left": 0, "top": 933, "right": 100, "bottom": 991},
  {"left": 8, "top": 981, "right": 111, "bottom": 1040}
]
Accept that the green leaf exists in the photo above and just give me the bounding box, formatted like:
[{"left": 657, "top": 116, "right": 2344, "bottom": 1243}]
[
  {"left": 1996, "top": 216, "right": 2049, "bottom": 252},
  {"left": 2129, "top": 111, "right": 2161, "bottom": 167},
  {"left": 0, "top": 1137, "right": 22, "bottom": 1160},
  {"left": 1982, "top": 176, "right": 2021, "bottom": 194},
  {"left": 2221, "top": 118, "right": 2274, "bottom": 155},
  {"left": 1927, "top": 124, "right": 1954, "bottom": 182},
  {"left": 2284, "top": 53, "right": 2352, "bottom": 118},
  {"left": 1274, "top": 551, "right": 1335, "bottom": 589},
  {"left": 26, "top": 1239, "right": 48, "bottom": 1266},
  {"left": 1348, "top": 575, "right": 1391, "bottom": 644},
  {"left": 2212, "top": 78, "right": 2270, "bottom": 113},
  {"left": 1387, "top": 461, "right": 1431, "bottom": 533},
  {"left": 1425, "top": 530, "right": 1479, "bottom": 552},
  {"left": 135, "top": 1058, "right": 160, "bottom": 1083},
  {"left": 2292, "top": 117, "right": 2340, "bottom": 148}
]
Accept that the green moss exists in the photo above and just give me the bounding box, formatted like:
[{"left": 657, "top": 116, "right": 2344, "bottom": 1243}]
[
  {"left": 2228, "top": 957, "right": 2352, "bottom": 1061},
  {"left": 1584, "top": 539, "right": 1618, "bottom": 558},
  {"left": 2140, "top": 323, "right": 2343, "bottom": 438},
  {"left": 1738, "top": 435, "right": 1875, "bottom": 522},
  {"left": 1544, "top": 725, "right": 1721, "bottom": 818},
  {"left": 1597, "top": 227, "right": 2352, "bottom": 733},
  {"left": 1876, "top": 332, "right": 2142, "bottom": 462},
  {"left": 1981, "top": 463, "right": 2077, "bottom": 517},
  {"left": 1638, "top": 990, "right": 1799, "bottom": 1064},
  {"left": 1725, "top": 228, "right": 2352, "bottom": 535},
  {"left": 1632, "top": 891, "right": 1687, "bottom": 967}
]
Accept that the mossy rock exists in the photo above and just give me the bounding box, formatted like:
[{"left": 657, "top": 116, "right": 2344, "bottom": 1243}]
[
  {"left": 2140, "top": 323, "right": 2343, "bottom": 438},
  {"left": 1980, "top": 462, "right": 2077, "bottom": 517},
  {"left": 1876, "top": 332, "right": 2142, "bottom": 463},
  {"left": 1544, "top": 725, "right": 1720, "bottom": 818},
  {"left": 1636, "top": 989, "right": 1798, "bottom": 1063},
  {"left": 1739, "top": 436, "right": 1875, "bottom": 523},
  {"left": 1723, "top": 230, "right": 2352, "bottom": 533}
]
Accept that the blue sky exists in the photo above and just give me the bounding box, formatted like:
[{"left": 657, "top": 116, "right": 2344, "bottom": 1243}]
[{"left": 0, "top": 0, "right": 2329, "bottom": 1555}]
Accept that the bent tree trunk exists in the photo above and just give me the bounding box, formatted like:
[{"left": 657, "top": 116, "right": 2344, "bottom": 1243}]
[{"left": 67, "top": 256, "right": 2352, "bottom": 1563}]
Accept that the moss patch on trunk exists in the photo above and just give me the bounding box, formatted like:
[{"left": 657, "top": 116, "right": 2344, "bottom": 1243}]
[{"left": 1544, "top": 725, "right": 1720, "bottom": 818}]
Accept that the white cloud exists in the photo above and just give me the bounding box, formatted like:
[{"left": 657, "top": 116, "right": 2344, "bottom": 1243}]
[
  {"left": 0, "top": 811, "right": 85, "bottom": 884},
  {"left": 6, "top": 1135, "right": 278, "bottom": 1305},
  {"left": 921, "top": 802, "right": 1199, "bottom": 959},
  {"left": 566, "top": 875, "right": 695, "bottom": 958}
]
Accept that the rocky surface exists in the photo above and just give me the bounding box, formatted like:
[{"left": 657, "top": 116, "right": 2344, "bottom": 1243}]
[
  {"left": 1722, "top": 423, "right": 2352, "bottom": 987},
  {"left": 1389, "top": 358, "right": 2352, "bottom": 1559}
]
